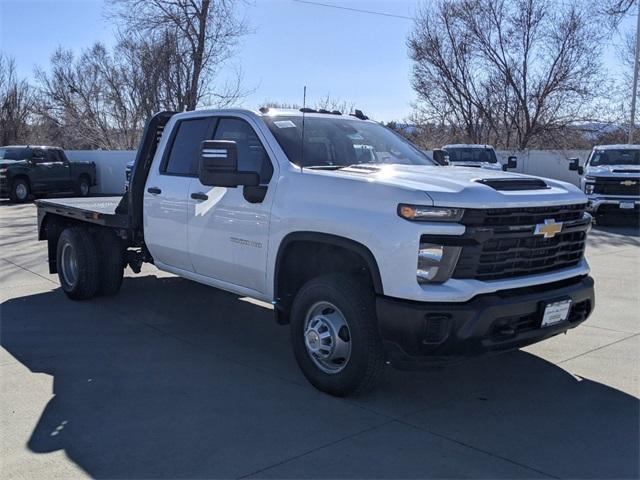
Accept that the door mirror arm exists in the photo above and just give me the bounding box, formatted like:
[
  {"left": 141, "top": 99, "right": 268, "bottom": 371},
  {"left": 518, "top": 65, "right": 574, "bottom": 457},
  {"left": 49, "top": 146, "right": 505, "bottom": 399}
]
[{"left": 243, "top": 185, "right": 267, "bottom": 203}]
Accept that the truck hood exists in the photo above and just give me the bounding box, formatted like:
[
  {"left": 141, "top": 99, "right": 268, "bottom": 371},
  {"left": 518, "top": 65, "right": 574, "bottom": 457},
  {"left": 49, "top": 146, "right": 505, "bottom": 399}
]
[
  {"left": 314, "top": 164, "right": 586, "bottom": 208},
  {"left": 585, "top": 164, "right": 640, "bottom": 177}
]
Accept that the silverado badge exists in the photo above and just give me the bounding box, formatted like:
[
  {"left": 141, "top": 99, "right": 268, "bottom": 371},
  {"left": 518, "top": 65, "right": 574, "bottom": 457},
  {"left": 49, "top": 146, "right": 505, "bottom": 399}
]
[
  {"left": 621, "top": 180, "right": 637, "bottom": 186},
  {"left": 534, "top": 219, "right": 563, "bottom": 239}
]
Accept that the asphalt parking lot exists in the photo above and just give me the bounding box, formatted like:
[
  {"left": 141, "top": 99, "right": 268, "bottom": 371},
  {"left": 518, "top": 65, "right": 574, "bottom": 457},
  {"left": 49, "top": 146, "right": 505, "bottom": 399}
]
[{"left": 1, "top": 201, "right": 638, "bottom": 479}]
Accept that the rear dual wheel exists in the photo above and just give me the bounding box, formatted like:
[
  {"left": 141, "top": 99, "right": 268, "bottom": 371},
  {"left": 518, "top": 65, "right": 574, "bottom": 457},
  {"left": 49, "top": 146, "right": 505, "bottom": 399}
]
[{"left": 57, "top": 227, "right": 124, "bottom": 300}]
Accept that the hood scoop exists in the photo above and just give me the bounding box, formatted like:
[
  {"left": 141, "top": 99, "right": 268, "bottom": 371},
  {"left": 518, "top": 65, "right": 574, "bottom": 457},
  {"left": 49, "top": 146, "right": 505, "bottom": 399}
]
[{"left": 475, "top": 178, "right": 549, "bottom": 191}]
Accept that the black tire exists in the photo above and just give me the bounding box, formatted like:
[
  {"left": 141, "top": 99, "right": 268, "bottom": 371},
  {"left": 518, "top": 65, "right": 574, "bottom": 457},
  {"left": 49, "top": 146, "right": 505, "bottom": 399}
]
[
  {"left": 56, "top": 227, "right": 100, "bottom": 300},
  {"left": 74, "top": 175, "right": 91, "bottom": 197},
  {"left": 9, "top": 178, "right": 30, "bottom": 203},
  {"left": 290, "top": 274, "right": 385, "bottom": 397},
  {"left": 93, "top": 229, "right": 124, "bottom": 296}
]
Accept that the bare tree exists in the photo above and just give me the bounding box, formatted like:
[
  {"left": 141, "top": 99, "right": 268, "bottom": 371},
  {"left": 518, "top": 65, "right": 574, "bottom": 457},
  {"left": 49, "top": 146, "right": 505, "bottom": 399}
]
[
  {"left": 409, "top": 0, "right": 604, "bottom": 149},
  {"left": 0, "top": 54, "right": 35, "bottom": 145},
  {"left": 35, "top": 37, "right": 182, "bottom": 149},
  {"left": 315, "top": 94, "right": 356, "bottom": 114},
  {"left": 599, "top": 0, "right": 637, "bottom": 28},
  {"left": 108, "top": 0, "right": 248, "bottom": 111}
]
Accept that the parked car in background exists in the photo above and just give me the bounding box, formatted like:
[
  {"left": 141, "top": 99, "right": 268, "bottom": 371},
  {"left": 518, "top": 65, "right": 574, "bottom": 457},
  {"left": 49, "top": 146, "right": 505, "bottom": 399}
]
[
  {"left": 435, "top": 144, "right": 517, "bottom": 171},
  {"left": 569, "top": 144, "right": 640, "bottom": 221},
  {"left": 0, "top": 146, "right": 97, "bottom": 203}
]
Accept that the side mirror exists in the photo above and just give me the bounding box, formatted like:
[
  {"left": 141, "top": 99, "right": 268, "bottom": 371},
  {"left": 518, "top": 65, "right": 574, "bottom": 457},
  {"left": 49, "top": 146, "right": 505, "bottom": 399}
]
[
  {"left": 433, "top": 149, "right": 449, "bottom": 165},
  {"left": 506, "top": 156, "right": 517, "bottom": 169},
  {"left": 198, "top": 140, "right": 259, "bottom": 188},
  {"left": 568, "top": 157, "right": 583, "bottom": 175}
]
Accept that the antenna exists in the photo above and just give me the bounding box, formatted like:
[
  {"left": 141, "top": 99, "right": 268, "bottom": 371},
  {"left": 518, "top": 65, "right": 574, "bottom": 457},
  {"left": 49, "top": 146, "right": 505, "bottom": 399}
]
[{"left": 300, "top": 86, "right": 307, "bottom": 171}]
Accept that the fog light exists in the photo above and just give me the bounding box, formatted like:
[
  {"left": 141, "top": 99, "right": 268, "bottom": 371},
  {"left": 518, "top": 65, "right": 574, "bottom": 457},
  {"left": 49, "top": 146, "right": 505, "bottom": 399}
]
[{"left": 417, "top": 242, "right": 461, "bottom": 284}]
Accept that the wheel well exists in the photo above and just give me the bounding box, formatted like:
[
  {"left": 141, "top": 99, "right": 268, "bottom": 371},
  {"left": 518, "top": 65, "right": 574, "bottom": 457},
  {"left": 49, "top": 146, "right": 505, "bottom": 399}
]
[
  {"left": 40, "top": 214, "right": 88, "bottom": 273},
  {"left": 274, "top": 233, "right": 383, "bottom": 324},
  {"left": 11, "top": 174, "right": 29, "bottom": 188},
  {"left": 79, "top": 173, "right": 91, "bottom": 182}
]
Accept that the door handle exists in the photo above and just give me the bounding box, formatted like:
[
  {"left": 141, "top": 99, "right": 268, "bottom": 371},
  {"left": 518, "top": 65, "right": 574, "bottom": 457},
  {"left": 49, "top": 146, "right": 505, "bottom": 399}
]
[
  {"left": 147, "top": 187, "right": 161, "bottom": 195},
  {"left": 191, "top": 192, "right": 208, "bottom": 201}
]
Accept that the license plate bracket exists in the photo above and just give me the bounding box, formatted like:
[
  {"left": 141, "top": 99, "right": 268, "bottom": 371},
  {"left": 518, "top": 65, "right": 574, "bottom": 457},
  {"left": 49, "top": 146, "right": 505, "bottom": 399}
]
[{"left": 541, "top": 299, "right": 572, "bottom": 327}]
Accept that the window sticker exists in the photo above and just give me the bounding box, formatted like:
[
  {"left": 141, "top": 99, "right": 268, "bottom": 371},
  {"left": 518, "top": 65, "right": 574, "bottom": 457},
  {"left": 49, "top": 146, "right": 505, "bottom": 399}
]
[{"left": 274, "top": 120, "right": 297, "bottom": 129}]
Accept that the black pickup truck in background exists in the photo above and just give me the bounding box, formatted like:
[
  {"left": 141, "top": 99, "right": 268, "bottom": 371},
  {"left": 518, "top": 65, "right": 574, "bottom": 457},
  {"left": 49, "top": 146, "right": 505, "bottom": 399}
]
[{"left": 0, "top": 146, "right": 97, "bottom": 203}]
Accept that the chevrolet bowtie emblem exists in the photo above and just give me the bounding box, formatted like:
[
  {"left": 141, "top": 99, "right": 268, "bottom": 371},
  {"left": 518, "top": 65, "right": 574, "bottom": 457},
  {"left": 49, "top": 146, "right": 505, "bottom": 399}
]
[
  {"left": 621, "top": 180, "right": 637, "bottom": 186},
  {"left": 534, "top": 219, "right": 563, "bottom": 239}
]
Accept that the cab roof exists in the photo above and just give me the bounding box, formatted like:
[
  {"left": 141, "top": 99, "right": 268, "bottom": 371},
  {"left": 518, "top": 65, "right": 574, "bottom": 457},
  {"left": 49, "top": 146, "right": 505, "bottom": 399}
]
[
  {"left": 1, "top": 145, "right": 62, "bottom": 150},
  {"left": 593, "top": 144, "right": 640, "bottom": 150},
  {"left": 443, "top": 144, "right": 495, "bottom": 150}
]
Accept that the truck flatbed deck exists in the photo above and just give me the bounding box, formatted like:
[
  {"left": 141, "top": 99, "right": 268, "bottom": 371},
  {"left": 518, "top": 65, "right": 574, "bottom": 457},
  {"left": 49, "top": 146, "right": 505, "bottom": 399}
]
[{"left": 36, "top": 196, "right": 130, "bottom": 229}]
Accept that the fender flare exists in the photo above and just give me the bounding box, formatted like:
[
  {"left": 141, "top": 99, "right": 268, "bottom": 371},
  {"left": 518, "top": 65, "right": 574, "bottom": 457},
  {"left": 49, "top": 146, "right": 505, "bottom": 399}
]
[{"left": 274, "top": 231, "right": 384, "bottom": 297}]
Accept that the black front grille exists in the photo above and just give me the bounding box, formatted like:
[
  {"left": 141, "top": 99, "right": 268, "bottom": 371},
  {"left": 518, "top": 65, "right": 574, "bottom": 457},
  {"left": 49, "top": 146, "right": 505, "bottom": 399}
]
[
  {"left": 592, "top": 177, "right": 640, "bottom": 196},
  {"left": 453, "top": 230, "right": 586, "bottom": 281},
  {"left": 461, "top": 204, "right": 585, "bottom": 227},
  {"left": 448, "top": 204, "right": 588, "bottom": 281}
]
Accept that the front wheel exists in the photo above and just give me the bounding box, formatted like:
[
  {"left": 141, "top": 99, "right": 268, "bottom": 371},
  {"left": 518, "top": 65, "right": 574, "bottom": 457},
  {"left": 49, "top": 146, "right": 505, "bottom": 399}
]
[
  {"left": 9, "top": 178, "right": 30, "bottom": 203},
  {"left": 290, "top": 274, "right": 385, "bottom": 397}
]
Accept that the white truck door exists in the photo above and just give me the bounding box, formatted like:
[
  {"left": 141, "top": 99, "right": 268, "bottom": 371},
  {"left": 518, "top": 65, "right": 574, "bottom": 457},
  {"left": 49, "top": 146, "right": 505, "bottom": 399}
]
[
  {"left": 144, "top": 116, "right": 217, "bottom": 272},
  {"left": 187, "top": 116, "right": 276, "bottom": 293}
]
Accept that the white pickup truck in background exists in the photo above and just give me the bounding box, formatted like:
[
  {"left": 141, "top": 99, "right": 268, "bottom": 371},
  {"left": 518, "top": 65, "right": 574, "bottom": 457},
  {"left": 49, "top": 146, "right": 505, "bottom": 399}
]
[
  {"left": 569, "top": 144, "right": 640, "bottom": 222},
  {"left": 35, "top": 108, "right": 595, "bottom": 396},
  {"left": 435, "top": 144, "right": 518, "bottom": 172}
]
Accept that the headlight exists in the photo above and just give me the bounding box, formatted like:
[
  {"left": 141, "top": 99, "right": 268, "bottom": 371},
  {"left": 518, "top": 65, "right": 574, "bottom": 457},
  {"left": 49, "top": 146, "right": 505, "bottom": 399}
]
[
  {"left": 584, "top": 176, "right": 596, "bottom": 181},
  {"left": 585, "top": 184, "right": 594, "bottom": 194},
  {"left": 417, "top": 242, "right": 461, "bottom": 284},
  {"left": 399, "top": 204, "right": 464, "bottom": 222}
]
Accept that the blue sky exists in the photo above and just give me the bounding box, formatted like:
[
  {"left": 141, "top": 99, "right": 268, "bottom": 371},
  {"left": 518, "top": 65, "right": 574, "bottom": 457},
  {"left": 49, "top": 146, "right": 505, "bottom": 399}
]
[{"left": 0, "top": 0, "right": 634, "bottom": 122}]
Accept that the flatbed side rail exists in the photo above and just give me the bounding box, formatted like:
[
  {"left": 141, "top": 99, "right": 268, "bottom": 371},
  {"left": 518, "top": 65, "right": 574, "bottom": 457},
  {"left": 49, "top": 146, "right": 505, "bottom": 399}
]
[{"left": 37, "top": 200, "right": 131, "bottom": 229}]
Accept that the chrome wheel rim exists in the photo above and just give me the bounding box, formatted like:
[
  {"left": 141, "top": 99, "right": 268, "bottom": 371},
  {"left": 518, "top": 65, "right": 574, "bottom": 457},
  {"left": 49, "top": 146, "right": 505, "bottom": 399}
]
[
  {"left": 61, "top": 242, "right": 78, "bottom": 287},
  {"left": 80, "top": 181, "right": 89, "bottom": 196},
  {"left": 15, "top": 183, "right": 27, "bottom": 200},
  {"left": 303, "top": 301, "right": 351, "bottom": 374}
]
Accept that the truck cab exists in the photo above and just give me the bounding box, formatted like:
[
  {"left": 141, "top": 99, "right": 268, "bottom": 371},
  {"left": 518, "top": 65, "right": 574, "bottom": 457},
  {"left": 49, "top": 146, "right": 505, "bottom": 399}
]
[
  {"left": 569, "top": 144, "right": 640, "bottom": 220},
  {"left": 440, "top": 144, "right": 517, "bottom": 171},
  {"left": 36, "top": 108, "right": 595, "bottom": 397}
]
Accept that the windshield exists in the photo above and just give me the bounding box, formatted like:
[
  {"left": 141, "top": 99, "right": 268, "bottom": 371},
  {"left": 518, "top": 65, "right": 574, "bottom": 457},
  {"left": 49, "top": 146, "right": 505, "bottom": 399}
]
[
  {"left": 589, "top": 149, "right": 640, "bottom": 166},
  {"left": 263, "top": 116, "right": 435, "bottom": 167},
  {"left": 0, "top": 148, "right": 29, "bottom": 160},
  {"left": 444, "top": 147, "right": 497, "bottom": 163}
]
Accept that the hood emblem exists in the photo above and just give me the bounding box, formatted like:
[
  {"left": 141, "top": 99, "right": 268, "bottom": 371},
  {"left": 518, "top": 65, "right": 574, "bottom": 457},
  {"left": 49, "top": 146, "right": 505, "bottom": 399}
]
[
  {"left": 621, "top": 180, "right": 637, "bottom": 186},
  {"left": 534, "top": 219, "right": 563, "bottom": 239}
]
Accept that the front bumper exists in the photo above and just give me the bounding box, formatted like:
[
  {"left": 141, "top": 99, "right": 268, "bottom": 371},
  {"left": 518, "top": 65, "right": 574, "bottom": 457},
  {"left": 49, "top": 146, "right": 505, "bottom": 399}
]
[
  {"left": 586, "top": 196, "right": 640, "bottom": 214},
  {"left": 377, "top": 275, "right": 594, "bottom": 369}
]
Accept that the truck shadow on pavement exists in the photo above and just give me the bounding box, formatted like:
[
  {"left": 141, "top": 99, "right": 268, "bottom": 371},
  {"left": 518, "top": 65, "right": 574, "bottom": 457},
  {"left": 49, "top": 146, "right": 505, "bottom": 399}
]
[{"left": 1, "top": 275, "right": 638, "bottom": 479}]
